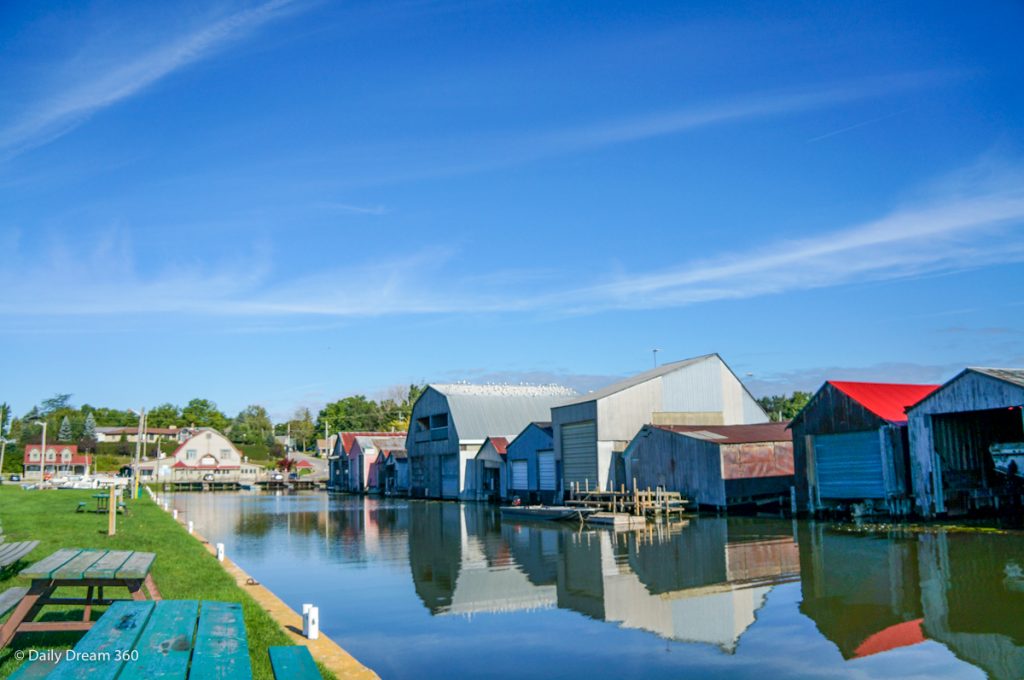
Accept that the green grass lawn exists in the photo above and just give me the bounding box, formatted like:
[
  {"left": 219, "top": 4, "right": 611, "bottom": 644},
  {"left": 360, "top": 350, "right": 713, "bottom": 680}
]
[{"left": 0, "top": 485, "right": 333, "bottom": 679}]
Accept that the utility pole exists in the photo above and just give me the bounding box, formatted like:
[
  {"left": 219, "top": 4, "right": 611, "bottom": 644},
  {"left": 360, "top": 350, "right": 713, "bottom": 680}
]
[
  {"left": 652, "top": 348, "right": 660, "bottom": 369},
  {"left": 0, "top": 404, "right": 7, "bottom": 483},
  {"left": 37, "top": 420, "right": 48, "bottom": 480},
  {"left": 133, "top": 406, "right": 145, "bottom": 499}
]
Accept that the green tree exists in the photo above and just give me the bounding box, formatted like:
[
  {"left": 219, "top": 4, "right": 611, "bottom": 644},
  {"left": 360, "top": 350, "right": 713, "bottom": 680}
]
[
  {"left": 0, "top": 402, "right": 11, "bottom": 437},
  {"left": 40, "top": 393, "right": 72, "bottom": 415},
  {"left": 181, "top": 398, "right": 229, "bottom": 432},
  {"left": 317, "top": 395, "right": 384, "bottom": 434},
  {"left": 757, "top": 391, "right": 812, "bottom": 422},
  {"left": 288, "top": 408, "right": 315, "bottom": 451},
  {"left": 231, "top": 405, "right": 273, "bottom": 445},
  {"left": 147, "top": 403, "right": 181, "bottom": 428},
  {"left": 80, "top": 412, "right": 98, "bottom": 452},
  {"left": 58, "top": 415, "right": 72, "bottom": 442}
]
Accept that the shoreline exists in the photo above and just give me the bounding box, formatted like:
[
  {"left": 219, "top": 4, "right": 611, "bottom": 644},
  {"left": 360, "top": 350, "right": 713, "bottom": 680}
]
[{"left": 150, "top": 488, "right": 378, "bottom": 680}]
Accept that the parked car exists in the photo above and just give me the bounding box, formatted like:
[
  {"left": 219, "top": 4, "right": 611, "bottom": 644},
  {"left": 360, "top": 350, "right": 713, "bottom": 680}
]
[
  {"left": 270, "top": 472, "right": 284, "bottom": 481},
  {"left": 202, "top": 473, "right": 215, "bottom": 482},
  {"left": 8, "top": 473, "right": 20, "bottom": 482},
  {"left": 288, "top": 472, "right": 299, "bottom": 481}
]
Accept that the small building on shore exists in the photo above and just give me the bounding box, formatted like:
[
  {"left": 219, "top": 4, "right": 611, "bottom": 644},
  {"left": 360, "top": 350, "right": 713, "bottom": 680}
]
[
  {"left": 382, "top": 450, "right": 409, "bottom": 495},
  {"left": 906, "top": 368, "right": 1024, "bottom": 516},
  {"left": 623, "top": 422, "right": 794, "bottom": 510},
  {"left": 95, "top": 426, "right": 186, "bottom": 444},
  {"left": 552, "top": 354, "right": 769, "bottom": 494},
  {"left": 328, "top": 431, "right": 403, "bottom": 491},
  {"left": 465, "top": 437, "right": 509, "bottom": 502},
  {"left": 790, "top": 381, "right": 939, "bottom": 516},
  {"left": 350, "top": 435, "right": 408, "bottom": 493},
  {"left": 22, "top": 444, "right": 91, "bottom": 480},
  {"left": 406, "top": 383, "right": 576, "bottom": 500},
  {"left": 505, "top": 422, "right": 558, "bottom": 505},
  {"left": 138, "top": 428, "right": 263, "bottom": 481}
]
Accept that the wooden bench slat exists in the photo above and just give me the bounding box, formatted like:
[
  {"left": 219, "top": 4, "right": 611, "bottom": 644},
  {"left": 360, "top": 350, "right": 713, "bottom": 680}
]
[
  {"left": 20, "top": 548, "right": 82, "bottom": 579},
  {"left": 52, "top": 550, "right": 108, "bottom": 580},
  {"left": 189, "top": 601, "right": 252, "bottom": 680},
  {"left": 8, "top": 656, "right": 60, "bottom": 680},
  {"left": 0, "top": 541, "right": 38, "bottom": 566},
  {"left": 0, "top": 586, "right": 29, "bottom": 618},
  {"left": 115, "top": 552, "right": 156, "bottom": 579},
  {"left": 49, "top": 601, "right": 155, "bottom": 680},
  {"left": 269, "top": 646, "right": 322, "bottom": 680},
  {"left": 83, "top": 551, "right": 134, "bottom": 579},
  {"left": 117, "top": 600, "right": 199, "bottom": 680}
]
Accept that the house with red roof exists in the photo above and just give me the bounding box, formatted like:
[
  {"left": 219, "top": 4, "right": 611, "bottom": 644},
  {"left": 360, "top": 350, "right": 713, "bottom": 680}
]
[
  {"left": 136, "top": 428, "right": 263, "bottom": 481},
  {"left": 789, "top": 380, "right": 940, "bottom": 516},
  {"left": 22, "top": 444, "right": 91, "bottom": 480}
]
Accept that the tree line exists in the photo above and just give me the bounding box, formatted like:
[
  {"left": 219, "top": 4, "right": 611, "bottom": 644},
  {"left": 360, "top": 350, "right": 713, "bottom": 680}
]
[
  {"left": 0, "top": 385, "right": 425, "bottom": 455},
  {"left": 756, "top": 391, "right": 812, "bottom": 422}
]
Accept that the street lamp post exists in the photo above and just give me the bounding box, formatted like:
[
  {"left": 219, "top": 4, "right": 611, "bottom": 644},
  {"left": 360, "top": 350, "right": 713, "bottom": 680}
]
[
  {"left": 131, "top": 407, "right": 146, "bottom": 499},
  {"left": 36, "top": 420, "right": 48, "bottom": 480},
  {"left": 0, "top": 405, "right": 7, "bottom": 483}
]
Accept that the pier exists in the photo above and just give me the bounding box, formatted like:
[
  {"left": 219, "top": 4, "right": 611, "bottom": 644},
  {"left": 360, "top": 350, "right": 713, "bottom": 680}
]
[{"left": 565, "top": 480, "right": 689, "bottom": 520}]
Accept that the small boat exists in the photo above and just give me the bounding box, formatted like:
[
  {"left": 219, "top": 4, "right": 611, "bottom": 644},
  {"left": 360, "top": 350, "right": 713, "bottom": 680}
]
[
  {"left": 990, "top": 442, "right": 1024, "bottom": 477},
  {"left": 500, "top": 505, "right": 596, "bottom": 522}
]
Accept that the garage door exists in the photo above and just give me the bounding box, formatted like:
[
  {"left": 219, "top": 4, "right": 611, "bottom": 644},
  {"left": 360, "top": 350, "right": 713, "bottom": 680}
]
[
  {"left": 815, "top": 431, "right": 885, "bottom": 500},
  {"left": 538, "top": 451, "right": 556, "bottom": 490},
  {"left": 441, "top": 454, "right": 459, "bottom": 498},
  {"left": 562, "top": 420, "right": 597, "bottom": 490},
  {"left": 511, "top": 460, "right": 529, "bottom": 490}
]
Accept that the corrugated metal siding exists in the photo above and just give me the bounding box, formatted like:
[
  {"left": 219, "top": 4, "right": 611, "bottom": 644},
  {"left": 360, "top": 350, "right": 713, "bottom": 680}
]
[
  {"left": 563, "top": 420, "right": 597, "bottom": 490},
  {"left": 511, "top": 460, "right": 529, "bottom": 490},
  {"left": 815, "top": 431, "right": 885, "bottom": 500},
  {"left": 538, "top": 451, "right": 556, "bottom": 490}
]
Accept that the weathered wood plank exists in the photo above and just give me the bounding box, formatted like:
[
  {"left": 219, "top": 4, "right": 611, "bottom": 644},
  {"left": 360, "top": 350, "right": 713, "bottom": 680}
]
[
  {"left": 83, "top": 551, "right": 133, "bottom": 579},
  {"left": 52, "top": 550, "right": 108, "bottom": 580},
  {"left": 8, "top": 655, "right": 60, "bottom": 680},
  {"left": 0, "top": 541, "right": 39, "bottom": 567},
  {"left": 20, "top": 548, "right": 82, "bottom": 579},
  {"left": 49, "top": 601, "right": 155, "bottom": 680},
  {"left": 117, "top": 600, "right": 198, "bottom": 680},
  {"left": 189, "top": 600, "right": 252, "bottom": 680},
  {"left": 0, "top": 586, "right": 29, "bottom": 617},
  {"left": 115, "top": 552, "right": 156, "bottom": 580},
  {"left": 269, "top": 646, "right": 322, "bottom": 680}
]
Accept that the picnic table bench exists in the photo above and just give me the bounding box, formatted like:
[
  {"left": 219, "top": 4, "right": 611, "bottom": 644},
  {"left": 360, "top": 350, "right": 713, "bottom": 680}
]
[
  {"left": 9, "top": 599, "right": 255, "bottom": 679},
  {"left": 0, "top": 541, "right": 40, "bottom": 568},
  {"left": 0, "top": 548, "right": 161, "bottom": 649}
]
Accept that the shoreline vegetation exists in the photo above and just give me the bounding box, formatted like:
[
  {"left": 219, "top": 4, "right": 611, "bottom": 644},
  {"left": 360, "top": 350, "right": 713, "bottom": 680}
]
[{"left": 0, "top": 485, "right": 338, "bottom": 679}]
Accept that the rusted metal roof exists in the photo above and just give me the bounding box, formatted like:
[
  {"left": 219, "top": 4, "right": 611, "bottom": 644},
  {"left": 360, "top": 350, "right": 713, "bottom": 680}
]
[
  {"left": 829, "top": 381, "right": 940, "bottom": 423},
  {"left": 654, "top": 421, "right": 792, "bottom": 444},
  {"left": 970, "top": 367, "right": 1024, "bottom": 389}
]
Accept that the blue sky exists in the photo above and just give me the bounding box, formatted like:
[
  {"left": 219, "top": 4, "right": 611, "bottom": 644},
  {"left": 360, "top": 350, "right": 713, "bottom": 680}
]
[{"left": 1, "top": 0, "right": 1023, "bottom": 420}]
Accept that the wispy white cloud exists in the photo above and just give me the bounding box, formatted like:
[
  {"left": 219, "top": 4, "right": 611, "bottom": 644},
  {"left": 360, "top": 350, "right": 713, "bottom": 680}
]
[
  {"left": 0, "top": 0, "right": 309, "bottom": 159},
  {"left": 1, "top": 160, "right": 1023, "bottom": 323}
]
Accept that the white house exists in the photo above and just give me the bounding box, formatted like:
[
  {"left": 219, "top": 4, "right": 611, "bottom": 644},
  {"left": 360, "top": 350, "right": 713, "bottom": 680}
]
[{"left": 137, "top": 428, "right": 263, "bottom": 481}]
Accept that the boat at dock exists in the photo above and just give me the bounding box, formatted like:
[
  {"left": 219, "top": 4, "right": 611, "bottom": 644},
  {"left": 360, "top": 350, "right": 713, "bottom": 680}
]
[
  {"left": 500, "top": 505, "right": 597, "bottom": 522},
  {"left": 990, "top": 442, "right": 1024, "bottom": 477}
]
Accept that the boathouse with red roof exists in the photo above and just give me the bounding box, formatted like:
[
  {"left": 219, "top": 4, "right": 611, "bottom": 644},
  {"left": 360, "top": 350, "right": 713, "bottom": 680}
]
[{"left": 789, "top": 380, "right": 940, "bottom": 516}]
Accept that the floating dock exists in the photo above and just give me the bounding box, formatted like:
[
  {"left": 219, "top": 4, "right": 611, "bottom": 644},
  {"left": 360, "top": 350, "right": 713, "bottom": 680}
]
[{"left": 585, "top": 512, "right": 647, "bottom": 530}]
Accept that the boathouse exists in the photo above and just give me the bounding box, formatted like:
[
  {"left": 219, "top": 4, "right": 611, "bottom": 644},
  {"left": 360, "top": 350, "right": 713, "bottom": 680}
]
[
  {"left": 506, "top": 422, "right": 558, "bottom": 505},
  {"left": 551, "top": 354, "right": 769, "bottom": 494},
  {"left": 382, "top": 450, "right": 409, "bottom": 495},
  {"left": 906, "top": 368, "right": 1024, "bottom": 516},
  {"left": 328, "top": 431, "right": 402, "bottom": 491},
  {"left": 349, "top": 435, "right": 407, "bottom": 493},
  {"left": 623, "top": 422, "right": 794, "bottom": 510},
  {"left": 465, "top": 436, "right": 509, "bottom": 502},
  {"left": 406, "top": 383, "right": 576, "bottom": 500},
  {"left": 790, "top": 381, "right": 939, "bottom": 516}
]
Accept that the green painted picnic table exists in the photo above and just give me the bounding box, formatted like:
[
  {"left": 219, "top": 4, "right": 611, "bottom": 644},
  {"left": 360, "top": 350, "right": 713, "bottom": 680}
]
[
  {"left": 9, "top": 600, "right": 253, "bottom": 679},
  {"left": 0, "top": 548, "right": 162, "bottom": 649}
]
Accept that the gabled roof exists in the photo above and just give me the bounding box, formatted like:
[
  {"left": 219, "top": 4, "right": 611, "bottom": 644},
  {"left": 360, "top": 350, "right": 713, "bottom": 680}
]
[
  {"left": 425, "top": 384, "right": 576, "bottom": 441},
  {"left": 339, "top": 432, "right": 401, "bottom": 455},
  {"left": 828, "top": 381, "right": 940, "bottom": 424},
  {"left": 486, "top": 437, "right": 509, "bottom": 454},
  {"left": 853, "top": 619, "right": 926, "bottom": 658},
  {"left": 294, "top": 460, "right": 314, "bottom": 468},
  {"left": 558, "top": 354, "right": 717, "bottom": 406},
  {"left": 653, "top": 422, "right": 792, "bottom": 444},
  {"left": 968, "top": 367, "right": 1024, "bottom": 389}
]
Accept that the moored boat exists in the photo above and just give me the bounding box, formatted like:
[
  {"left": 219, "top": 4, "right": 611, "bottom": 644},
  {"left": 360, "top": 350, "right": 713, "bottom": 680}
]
[
  {"left": 990, "top": 442, "right": 1024, "bottom": 477},
  {"left": 500, "top": 505, "right": 597, "bottom": 522}
]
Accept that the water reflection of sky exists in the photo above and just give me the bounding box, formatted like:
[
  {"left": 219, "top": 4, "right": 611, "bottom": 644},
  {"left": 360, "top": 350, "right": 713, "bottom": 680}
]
[{"left": 167, "top": 492, "right": 1015, "bottom": 679}]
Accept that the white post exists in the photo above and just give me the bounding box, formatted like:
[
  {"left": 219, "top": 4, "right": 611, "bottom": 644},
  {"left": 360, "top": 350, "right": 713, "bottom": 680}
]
[
  {"left": 216, "top": 543, "right": 225, "bottom": 562},
  {"left": 187, "top": 520, "right": 194, "bottom": 535},
  {"left": 172, "top": 509, "right": 178, "bottom": 520},
  {"left": 302, "top": 604, "right": 319, "bottom": 639},
  {"left": 302, "top": 604, "right": 312, "bottom": 636}
]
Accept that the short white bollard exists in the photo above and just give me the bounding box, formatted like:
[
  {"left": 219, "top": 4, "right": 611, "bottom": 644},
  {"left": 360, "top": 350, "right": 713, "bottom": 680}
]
[
  {"left": 163, "top": 501, "right": 169, "bottom": 511},
  {"left": 172, "top": 509, "right": 178, "bottom": 520},
  {"left": 187, "top": 520, "right": 194, "bottom": 535},
  {"left": 302, "top": 604, "right": 319, "bottom": 640},
  {"left": 216, "top": 543, "right": 225, "bottom": 562}
]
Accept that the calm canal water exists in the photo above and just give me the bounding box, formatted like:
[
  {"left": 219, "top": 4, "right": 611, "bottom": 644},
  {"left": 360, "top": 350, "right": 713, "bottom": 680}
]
[{"left": 167, "top": 492, "right": 1024, "bottom": 680}]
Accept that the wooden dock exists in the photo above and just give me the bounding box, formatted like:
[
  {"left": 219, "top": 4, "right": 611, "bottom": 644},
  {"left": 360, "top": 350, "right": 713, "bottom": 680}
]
[
  {"left": 585, "top": 512, "right": 647, "bottom": 530},
  {"left": 565, "top": 480, "right": 689, "bottom": 521}
]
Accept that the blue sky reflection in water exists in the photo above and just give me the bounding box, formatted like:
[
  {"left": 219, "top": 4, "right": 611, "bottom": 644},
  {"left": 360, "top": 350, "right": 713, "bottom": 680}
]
[{"left": 167, "top": 493, "right": 1021, "bottom": 679}]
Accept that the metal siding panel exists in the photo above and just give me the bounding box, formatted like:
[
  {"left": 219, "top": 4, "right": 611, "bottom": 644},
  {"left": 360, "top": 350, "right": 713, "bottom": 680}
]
[
  {"left": 816, "top": 431, "right": 885, "bottom": 499},
  {"left": 562, "top": 420, "right": 597, "bottom": 489},
  {"left": 511, "top": 460, "right": 529, "bottom": 490},
  {"left": 538, "top": 452, "right": 556, "bottom": 490}
]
